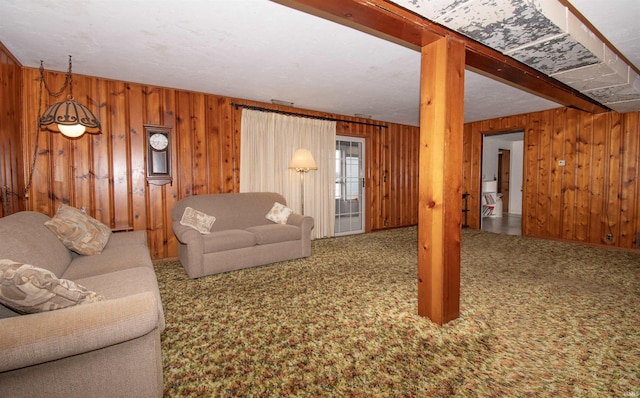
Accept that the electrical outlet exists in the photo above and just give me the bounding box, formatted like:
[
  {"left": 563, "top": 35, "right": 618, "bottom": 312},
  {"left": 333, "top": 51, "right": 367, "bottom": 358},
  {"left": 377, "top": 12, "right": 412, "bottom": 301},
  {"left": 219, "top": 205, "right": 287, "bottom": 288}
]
[{"left": 606, "top": 233, "right": 613, "bottom": 242}]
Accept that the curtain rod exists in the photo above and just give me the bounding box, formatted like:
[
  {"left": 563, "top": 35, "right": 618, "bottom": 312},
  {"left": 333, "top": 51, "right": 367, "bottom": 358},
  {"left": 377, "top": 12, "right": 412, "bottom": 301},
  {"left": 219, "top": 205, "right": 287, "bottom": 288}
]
[{"left": 231, "top": 103, "right": 388, "bottom": 129}]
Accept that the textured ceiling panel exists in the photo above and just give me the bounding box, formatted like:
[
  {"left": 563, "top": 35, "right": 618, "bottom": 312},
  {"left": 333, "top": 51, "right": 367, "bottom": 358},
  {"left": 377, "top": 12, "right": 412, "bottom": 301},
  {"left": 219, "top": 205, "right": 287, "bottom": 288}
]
[
  {"left": 439, "top": 0, "right": 564, "bottom": 52},
  {"left": 391, "top": 0, "right": 640, "bottom": 113},
  {"left": 507, "top": 34, "right": 600, "bottom": 74},
  {"left": 584, "top": 75, "right": 640, "bottom": 103},
  {"left": 552, "top": 63, "right": 629, "bottom": 92},
  {"left": 604, "top": 99, "right": 640, "bottom": 114}
]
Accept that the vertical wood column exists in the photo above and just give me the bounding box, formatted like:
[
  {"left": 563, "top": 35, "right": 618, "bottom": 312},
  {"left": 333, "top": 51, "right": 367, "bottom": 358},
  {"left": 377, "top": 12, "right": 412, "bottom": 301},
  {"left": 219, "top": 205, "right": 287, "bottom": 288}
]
[{"left": 417, "top": 37, "right": 465, "bottom": 325}]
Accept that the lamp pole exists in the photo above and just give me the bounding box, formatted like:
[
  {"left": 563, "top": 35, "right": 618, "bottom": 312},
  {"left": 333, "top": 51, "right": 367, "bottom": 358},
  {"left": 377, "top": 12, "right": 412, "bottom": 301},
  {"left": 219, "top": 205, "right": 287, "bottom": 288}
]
[
  {"left": 289, "top": 148, "right": 317, "bottom": 216},
  {"left": 299, "top": 170, "right": 310, "bottom": 215}
]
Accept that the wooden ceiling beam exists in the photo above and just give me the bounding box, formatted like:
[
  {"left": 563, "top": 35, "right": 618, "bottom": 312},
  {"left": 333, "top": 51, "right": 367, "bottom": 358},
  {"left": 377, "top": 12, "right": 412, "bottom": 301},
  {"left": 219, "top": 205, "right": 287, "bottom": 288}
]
[
  {"left": 276, "top": 0, "right": 609, "bottom": 114},
  {"left": 464, "top": 46, "right": 609, "bottom": 114}
]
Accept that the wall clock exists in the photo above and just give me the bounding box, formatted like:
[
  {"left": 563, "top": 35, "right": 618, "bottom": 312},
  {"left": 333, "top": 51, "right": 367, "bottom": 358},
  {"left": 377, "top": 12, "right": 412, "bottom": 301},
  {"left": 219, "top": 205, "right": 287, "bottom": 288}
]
[{"left": 145, "top": 124, "right": 173, "bottom": 186}]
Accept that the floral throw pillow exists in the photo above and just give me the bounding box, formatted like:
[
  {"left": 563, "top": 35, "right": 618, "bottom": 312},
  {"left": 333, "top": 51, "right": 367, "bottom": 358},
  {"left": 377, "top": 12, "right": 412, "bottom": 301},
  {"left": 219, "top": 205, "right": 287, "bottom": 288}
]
[
  {"left": 0, "top": 259, "right": 105, "bottom": 314},
  {"left": 265, "top": 202, "right": 293, "bottom": 224},
  {"left": 44, "top": 205, "right": 112, "bottom": 255},
  {"left": 180, "top": 207, "right": 216, "bottom": 234}
]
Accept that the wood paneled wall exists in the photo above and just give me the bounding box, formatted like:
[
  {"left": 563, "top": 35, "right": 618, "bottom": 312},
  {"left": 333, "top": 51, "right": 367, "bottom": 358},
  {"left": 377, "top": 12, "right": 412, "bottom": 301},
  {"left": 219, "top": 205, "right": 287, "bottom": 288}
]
[
  {"left": 0, "top": 44, "right": 24, "bottom": 218},
  {"left": 10, "top": 65, "right": 419, "bottom": 259},
  {"left": 5, "top": 50, "right": 639, "bottom": 255},
  {"left": 464, "top": 108, "right": 640, "bottom": 250},
  {"left": 330, "top": 119, "right": 420, "bottom": 231}
]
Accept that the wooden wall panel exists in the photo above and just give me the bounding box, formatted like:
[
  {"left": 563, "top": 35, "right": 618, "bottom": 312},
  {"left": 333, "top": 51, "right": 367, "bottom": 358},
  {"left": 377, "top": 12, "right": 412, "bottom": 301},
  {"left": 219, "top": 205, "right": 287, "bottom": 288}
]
[
  {"left": 0, "top": 44, "right": 23, "bottom": 217},
  {"left": 109, "top": 81, "right": 130, "bottom": 229},
  {"left": 465, "top": 109, "right": 640, "bottom": 251},
  {"left": 369, "top": 125, "right": 383, "bottom": 232},
  {"left": 548, "top": 108, "right": 565, "bottom": 238},
  {"left": 523, "top": 117, "right": 538, "bottom": 236},
  {"left": 561, "top": 108, "right": 578, "bottom": 239},
  {"left": 464, "top": 123, "right": 483, "bottom": 229},
  {"left": 92, "top": 79, "right": 111, "bottom": 226},
  {"left": 175, "top": 90, "right": 195, "bottom": 197},
  {"left": 607, "top": 113, "right": 623, "bottom": 244},
  {"left": 619, "top": 112, "right": 638, "bottom": 247},
  {"left": 536, "top": 111, "right": 552, "bottom": 236},
  {"left": 573, "top": 111, "right": 592, "bottom": 242},
  {"left": 128, "top": 83, "right": 147, "bottom": 231},
  {"left": 588, "top": 113, "right": 608, "bottom": 244},
  {"left": 376, "top": 123, "right": 419, "bottom": 229}
]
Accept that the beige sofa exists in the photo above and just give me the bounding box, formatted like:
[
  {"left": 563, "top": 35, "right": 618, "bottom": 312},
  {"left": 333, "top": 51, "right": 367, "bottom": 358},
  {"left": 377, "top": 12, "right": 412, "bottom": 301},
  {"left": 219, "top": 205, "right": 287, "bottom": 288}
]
[
  {"left": 0, "top": 211, "right": 165, "bottom": 398},
  {"left": 171, "top": 192, "right": 314, "bottom": 279}
]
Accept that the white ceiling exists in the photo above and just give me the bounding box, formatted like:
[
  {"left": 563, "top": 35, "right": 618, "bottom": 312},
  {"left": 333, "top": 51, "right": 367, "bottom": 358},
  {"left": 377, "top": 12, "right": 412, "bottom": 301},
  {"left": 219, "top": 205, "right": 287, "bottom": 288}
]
[{"left": 0, "top": 0, "right": 638, "bottom": 126}]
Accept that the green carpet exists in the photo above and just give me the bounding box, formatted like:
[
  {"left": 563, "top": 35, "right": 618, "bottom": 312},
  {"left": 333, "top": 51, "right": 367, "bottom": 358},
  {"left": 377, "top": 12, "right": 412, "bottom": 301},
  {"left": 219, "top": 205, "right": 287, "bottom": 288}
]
[{"left": 156, "top": 227, "right": 640, "bottom": 397}]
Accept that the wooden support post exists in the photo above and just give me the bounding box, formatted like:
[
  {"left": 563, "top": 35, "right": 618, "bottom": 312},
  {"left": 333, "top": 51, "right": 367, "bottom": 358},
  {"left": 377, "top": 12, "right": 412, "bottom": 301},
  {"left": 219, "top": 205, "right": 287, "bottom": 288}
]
[{"left": 417, "top": 37, "right": 465, "bottom": 325}]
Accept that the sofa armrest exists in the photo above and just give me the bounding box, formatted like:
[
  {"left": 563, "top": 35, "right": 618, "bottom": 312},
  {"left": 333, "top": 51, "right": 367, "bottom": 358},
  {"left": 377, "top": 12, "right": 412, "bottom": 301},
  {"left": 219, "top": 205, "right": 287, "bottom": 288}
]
[
  {"left": 173, "top": 224, "right": 202, "bottom": 244},
  {"left": 287, "top": 213, "right": 314, "bottom": 232},
  {"left": 0, "top": 292, "right": 159, "bottom": 372},
  {"left": 287, "top": 213, "right": 314, "bottom": 256}
]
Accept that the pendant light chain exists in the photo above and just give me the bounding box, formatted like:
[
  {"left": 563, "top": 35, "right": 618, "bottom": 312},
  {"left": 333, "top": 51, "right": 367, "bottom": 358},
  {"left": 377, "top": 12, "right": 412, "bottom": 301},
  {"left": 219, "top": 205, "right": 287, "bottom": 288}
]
[
  {"left": 25, "top": 56, "right": 72, "bottom": 198},
  {"left": 40, "top": 56, "right": 72, "bottom": 99},
  {"left": 23, "top": 61, "right": 49, "bottom": 198}
]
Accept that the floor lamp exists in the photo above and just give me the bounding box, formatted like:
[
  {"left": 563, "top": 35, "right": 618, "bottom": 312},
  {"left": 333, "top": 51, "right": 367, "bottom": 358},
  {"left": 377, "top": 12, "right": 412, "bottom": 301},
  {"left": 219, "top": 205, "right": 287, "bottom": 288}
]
[{"left": 289, "top": 148, "right": 317, "bottom": 215}]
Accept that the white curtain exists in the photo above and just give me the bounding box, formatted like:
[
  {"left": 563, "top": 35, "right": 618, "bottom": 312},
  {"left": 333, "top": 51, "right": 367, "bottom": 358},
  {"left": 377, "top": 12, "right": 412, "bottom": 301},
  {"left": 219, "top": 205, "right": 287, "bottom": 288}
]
[{"left": 240, "top": 109, "right": 336, "bottom": 239}]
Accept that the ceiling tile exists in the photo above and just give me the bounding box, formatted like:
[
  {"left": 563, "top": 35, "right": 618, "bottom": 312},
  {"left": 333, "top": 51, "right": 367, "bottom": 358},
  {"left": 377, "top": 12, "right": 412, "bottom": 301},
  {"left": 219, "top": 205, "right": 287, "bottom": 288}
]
[
  {"left": 585, "top": 78, "right": 640, "bottom": 102},
  {"left": 606, "top": 99, "right": 640, "bottom": 114},
  {"left": 552, "top": 62, "right": 629, "bottom": 91},
  {"left": 507, "top": 34, "right": 600, "bottom": 74},
  {"left": 443, "top": 0, "right": 564, "bottom": 52}
]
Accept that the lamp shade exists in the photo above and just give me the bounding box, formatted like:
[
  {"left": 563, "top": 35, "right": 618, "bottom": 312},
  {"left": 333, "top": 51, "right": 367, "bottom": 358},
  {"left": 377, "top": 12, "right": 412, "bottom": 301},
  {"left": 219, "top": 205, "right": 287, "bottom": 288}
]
[
  {"left": 289, "top": 148, "right": 318, "bottom": 172},
  {"left": 40, "top": 99, "right": 102, "bottom": 137}
]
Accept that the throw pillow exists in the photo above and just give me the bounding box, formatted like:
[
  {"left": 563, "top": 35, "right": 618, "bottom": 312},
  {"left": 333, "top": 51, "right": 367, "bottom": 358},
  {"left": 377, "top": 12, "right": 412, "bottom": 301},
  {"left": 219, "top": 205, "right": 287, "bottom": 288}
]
[
  {"left": 0, "top": 259, "right": 105, "bottom": 314},
  {"left": 44, "top": 205, "right": 112, "bottom": 255},
  {"left": 265, "top": 202, "right": 293, "bottom": 224},
  {"left": 180, "top": 207, "right": 216, "bottom": 234}
]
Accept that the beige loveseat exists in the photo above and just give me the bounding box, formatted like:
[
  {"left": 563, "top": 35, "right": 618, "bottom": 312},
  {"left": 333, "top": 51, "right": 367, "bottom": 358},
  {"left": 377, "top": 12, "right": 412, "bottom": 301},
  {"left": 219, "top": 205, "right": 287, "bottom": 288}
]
[
  {"left": 0, "top": 210, "right": 165, "bottom": 398},
  {"left": 171, "top": 192, "right": 314, "bottom": 279}
]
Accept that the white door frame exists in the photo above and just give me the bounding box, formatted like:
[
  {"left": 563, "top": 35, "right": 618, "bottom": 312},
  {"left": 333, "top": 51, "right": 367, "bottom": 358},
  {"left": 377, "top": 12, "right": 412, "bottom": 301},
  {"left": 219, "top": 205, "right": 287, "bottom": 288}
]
[{"left": 335, "top": 136, "right": 365, "bottom": 236}]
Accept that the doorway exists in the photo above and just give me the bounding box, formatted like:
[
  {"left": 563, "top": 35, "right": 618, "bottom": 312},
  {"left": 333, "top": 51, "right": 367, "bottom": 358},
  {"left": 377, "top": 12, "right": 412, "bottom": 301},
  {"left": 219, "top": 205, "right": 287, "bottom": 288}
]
[
  {"left": 335, "top": 136, "right": 364, "bottom": 235},
  {"left": 481, "top": 131, "right": 523, "bottom": 235}
]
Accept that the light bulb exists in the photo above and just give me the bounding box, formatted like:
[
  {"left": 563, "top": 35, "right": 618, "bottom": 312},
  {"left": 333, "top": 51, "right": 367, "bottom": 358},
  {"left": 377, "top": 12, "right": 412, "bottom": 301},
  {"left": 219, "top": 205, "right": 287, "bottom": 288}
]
[{"left": 58, "top": 124, "right": 86, "bottom": 138}]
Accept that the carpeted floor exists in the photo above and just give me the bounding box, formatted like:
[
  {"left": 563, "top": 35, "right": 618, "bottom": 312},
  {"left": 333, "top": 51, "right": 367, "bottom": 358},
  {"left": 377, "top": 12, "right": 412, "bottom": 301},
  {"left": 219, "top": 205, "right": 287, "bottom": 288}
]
[{"left": 156, "top": 227, "right": 640, "bottom": 397}]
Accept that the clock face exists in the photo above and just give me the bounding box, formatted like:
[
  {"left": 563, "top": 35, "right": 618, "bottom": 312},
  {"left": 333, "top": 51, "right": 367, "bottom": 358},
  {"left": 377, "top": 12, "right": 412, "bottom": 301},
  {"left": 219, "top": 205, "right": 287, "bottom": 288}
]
[{"left": 149, "top": 133, "right": 169, "bottom": 150}]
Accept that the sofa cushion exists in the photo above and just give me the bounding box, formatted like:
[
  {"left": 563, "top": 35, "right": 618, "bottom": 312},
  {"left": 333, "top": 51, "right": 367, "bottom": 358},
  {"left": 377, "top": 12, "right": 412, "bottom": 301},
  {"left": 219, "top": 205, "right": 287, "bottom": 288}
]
[
  {"left": 0, "top": 211, "right": 72, "bottom": 278},
  {"left": 203, "top": 229, "right": 257, "bottom": 253},
  {"left": 62, "top": 231, "right": 153, "bottom": 280},
  {"left": 76, "top": 266, "right": 165, "bottom": 331},
  {"left": 44, "top": 205, "right": 112, "bottom": 256},
  {"left": 265, "top": 202, "right": 293, "bottom": 224},
  {"left": 180, "top": 206, "right": 216, "bottom": 234},
  {"left": 0, "top": 259, "right": 104, "bottom": 314},
  {"left": 245, "top": 224, "right": 301, "bottom": 245}
]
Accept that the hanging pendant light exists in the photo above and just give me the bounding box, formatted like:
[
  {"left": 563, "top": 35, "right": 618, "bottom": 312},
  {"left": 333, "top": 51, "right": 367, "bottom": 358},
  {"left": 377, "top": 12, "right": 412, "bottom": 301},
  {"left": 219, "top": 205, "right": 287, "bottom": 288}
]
[{"left": 39, "top": 56, "right": 101, "bottom": 138}]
